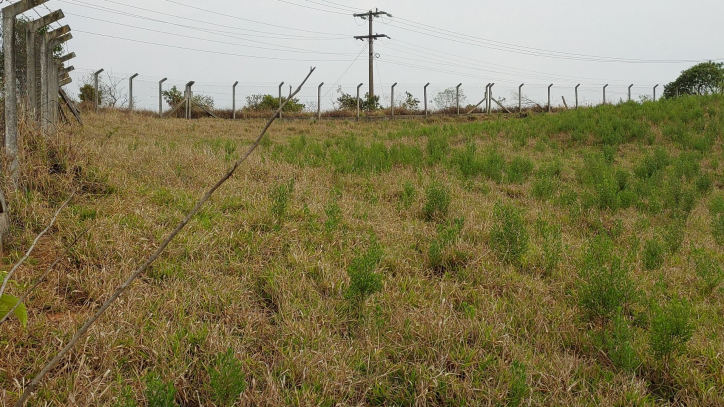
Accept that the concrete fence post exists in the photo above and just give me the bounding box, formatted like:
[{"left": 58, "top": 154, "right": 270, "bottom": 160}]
[
  {"left": 232, "top": 81, "right": 238, "bottom": 119},
  {"left": 653, "top": 84, "right": 659, "bottom": 101},
  {"left": 278, "top": 81, "right": 284, "bottom": 119},
  {"left": 484, "top": 83, "right": 491, "bottom": 113},
  {"left": 456, "top": 83, "right": 462, "bottom": 115},
  {"left": 94, "top": 68, "right": 104, "bottom": 113},
  {"left": 575, "top": 84, "right": 580, "bottom": 109},
  {"left": 424, "top": 83, "right": 430, "bottom": 117},
  {"left": 488, "top": 83, "right": 495, "bottom": 113},
  {"left": 603, "top": 84, "right": 609, "bottom": 105},
  {"left": 185, "top": 81, "right": 195, "bottom": 119},
  {"left": 43, "top": 28, "right": 71, "bottom": 134},
  {"left": 26, "top": 9, "right": 64, "bottom": 120},
  {"left": 628, "top": 84, "right": 633, "bottom": 102},
  {"left": 128, "top": 73, "right": 139, "bottom": 111},
  {"left": 518, "top": 83, "right": 524, "bottom": 113},
  {"left": 158, "top": 77, "right": 167, "bottom": 116},
  {"left": 391, "top": 82, "right": 397, "bottom": 119},
  {"left": 357, "top": 83, "right": 363, "bottom": 121},
  {"left": 317, "top": 82, "right": 324, "bottom": 121},
  {"left": 548, "top": 84, "right": 553, "bottom": 112}
]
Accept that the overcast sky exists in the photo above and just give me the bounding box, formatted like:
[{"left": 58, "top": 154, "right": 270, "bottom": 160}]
[{"left": 19, "top": 0, "right": 724, "bottom": 110}]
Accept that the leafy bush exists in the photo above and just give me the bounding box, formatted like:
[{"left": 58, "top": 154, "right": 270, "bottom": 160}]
[
  {"left": 245, "top": 93, "right": 304, "bottom": 112},
  {"left": 634, "top": 147, "right": 670, "bottom": 179},
  {"left": 145, "top": 373, "right": 177, "bottom": 407},
  {"left": 577, "top": 235, "right": 634, "bottom": 325},
  {"left": 423, "top": 182, "right": 451, "bottom": 221},
  {"left": 490, "top": 203, "right": 528, "bottom": 265},
  {"left": 0, "top": 293, "right": 27, "bottom": 328},
  {"left": 336, "top": 91, "right": 380, "bottom": 111},
  {"left": 649, "top": 298, "right": 695, "bottom": 362},
  {"left": 642, "top": 237, "right": 666, "bottom": 270},
  {"left": 208, "top": 349, "right": 247, "bottom": 406}
]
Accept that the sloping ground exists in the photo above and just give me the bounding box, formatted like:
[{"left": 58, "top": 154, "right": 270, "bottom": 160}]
[{"left": 1, "top": 95, "right": 723, "bottom": 405}]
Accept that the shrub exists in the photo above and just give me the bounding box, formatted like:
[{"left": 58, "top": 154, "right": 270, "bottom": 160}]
[
  {"left": 423, "top": 182, "right": 451, "bottom": 221},
  {"left": 490, "top": 203, "right": 528, "bottom": 265},
  {"left": 692, "top": 248, "right": 723, "bottom": 296},
  {"left": 245, "top": 93, "right": 305, "bottom": 112},
  {"left": 450, "top": 143, "right": 482, "bottom": 179},
  {"left": 649, "top": 298, "right": 694, "bottom": 363},
  {"left": 642, "top": 237, "right": 666, "bottom": 270},
  {"left": 531, "top": 178, "right": 556, "bottom": 200},
  {"left": 662, "top": 218, "right": 685, "bottom": 253},
  {"left": 426, "top": 134, "right": 450, "bottom": 165},
  {"left": 400, "top": 181, "right": 416, "bottom": 209},
  {"left": 481, "top": 149, "right": 506, "bottom": 183},
  {"left": 270, "top": 179, "right": 295, "bottom": 225},
  {"left": 536, "top": 220, "right": 562, "bottom": 275},
  {"left": 695, "top": 173, "right": 713, "bottom": 194},
  {"left": 208, "top": 349, "right": 247, "bottom": 406},
  {"left": 577, "top": 235, "right": 634, "bottom": 325},
  {"left": 345, "top": 240, "right": 384, "bottom": 309},
  {"left": 428, "top": 217, "right": 465, "bottom": 271},
  {"left": 604, "top": 314, "right": 641, "bottom": 372},
  {"left": 507, "top": 156, "right": 534, "bottom": 184},
  {"left": 634, "top": 147, "right": 670, "bottom": 179},
  {"left": 145, "top": 373, "right": 177, "bottom": 407},
  {"left": 506, "top": 361, "right": 528, "bottom": 407}
]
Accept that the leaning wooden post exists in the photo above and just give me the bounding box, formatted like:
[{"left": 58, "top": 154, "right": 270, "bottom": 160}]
[
  {"left": 391, "top": 82, "right": 397, "bottom": 119},
  {"left": 628, "top": 84, "right": 633, "bottom": 102},
  {"left": 232, "top": 81, "right": 238, "bottom": 119},
  {"left": 548, "top": 84, "right": 553, "bottom": 112},
  {"left": 653, "top": 84, "right": 659, "bottom": 101},
  {"left": 603, "top": 84, "right": 609, "bottom": 105},
  {"left": 456, "top": 83, "right": 462, "bottom": 115},
  {"left": 424, "top": 82, "right": 430, "bottom": 117},
  {"left": 357, "top": 83, "right": 363, "bottom": 121},
  {"left": 26, "top": 10, "right": 64, "bottom": 121},
  {"left": 518, "top": 83, "right": 524, "bottom": 113},
  {"left": 575, "top": 84, "right": 580, "bottom": 109},
  {"left": 158, "top": 77, "right": 167, "bottom": 117},
  {"left": 278, "top": 81, "right": 284, "bottom": 119},
  {"left": 128, "top": 73, "right": 138, "bottom": 111},
  {"left": 94, "top": 68, "right": 104, "bottom": 113},
  {"left": 317, "top": 82, "right": 324, "bottom": 121}
]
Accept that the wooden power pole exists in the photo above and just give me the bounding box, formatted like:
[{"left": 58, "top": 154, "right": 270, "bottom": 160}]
[{"left": 353, "top": 8, "right": 390, "bottom": 102}]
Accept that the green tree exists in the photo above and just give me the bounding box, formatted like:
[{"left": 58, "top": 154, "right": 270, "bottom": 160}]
[
  {"left": 162, "top": 85, "right": 215, "bottom": 109},
  {"left": 78, "top": 84, "right": 101, "bottom": 104},
  {"left": 244, "top": 93, "right": 304, "bottom": 112},
  {"left": 433, "top": 87, "right": 466, "bottom": 110},
  {"left": 663, "top": 62, "right": 724, "bottom": 98},
  {"left": 336, "top": 91, "right": 381, "bottom": 111}
]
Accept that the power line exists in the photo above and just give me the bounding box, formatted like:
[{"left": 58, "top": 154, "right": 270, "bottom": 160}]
[
  {"left": 65, "top": 12, "right": 357, "bottom": 56},
  {"left": 275, "top": 0, "right": 349, "bottom": 15},
  {"left": 73, "top": 30, "right": 354, "bottom": 62}
]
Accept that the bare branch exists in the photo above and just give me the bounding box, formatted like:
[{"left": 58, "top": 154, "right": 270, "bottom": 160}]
[
  {"left": 0, "top": 193, "right": 75, "bottom": 300},
  {"left": 0, "top": 228, "right": 89, "bottom": 325},
  {"left": 15, "top": 67, "right": 316, "bottom": 406}
]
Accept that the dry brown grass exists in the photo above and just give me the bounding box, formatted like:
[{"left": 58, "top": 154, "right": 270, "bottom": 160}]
[{"left": 1, "top": 99, "right": 723, "bottom": 405}]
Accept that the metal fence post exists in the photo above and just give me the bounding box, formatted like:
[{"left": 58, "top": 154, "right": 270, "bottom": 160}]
[
  {"left": 518, "top": 83, "right": 524, "bottom": 113},
  {"left": 94, "top": 68, "right": 104, "bottom": 113},
  {"left": 653, "top": 84, "right": 659, "bottom": 101},
  {"left": 278, "top": 81, "right": 284, "bottom": 119},
  {"left": 158, "top": 77, "right": 167, "bottom": 116},
  {"left": 232, "top": 81, "right": 238, "bottom": 119},
  {"left": 424, "top": 83, "right": 430, "bottom": 117},
  {"left": 603, "top": 84, "right": 609, "bottom": 105},
  {"left": 391, "top": 82, "right": 397, "bottom": 119},
  {"left": 357, "top": 83, "right": 363, "bottom": 121},
  {"left": 628, "top": 84, "right": 633, "bottom": 102},
  {"left": 548, "top": 84, "right": 553, "bottom": 112},
  {"left": 317, "top": 82, "right": 324, "bottom": 121},
  {"left": 456, "top": 83, "right": 462, "bottom": 115},
  {"left": 128, "top": 73, "right": 138, "bottom": 111},
  {"left": 575, "top": 84, "right": 580, "bottom": 109}
]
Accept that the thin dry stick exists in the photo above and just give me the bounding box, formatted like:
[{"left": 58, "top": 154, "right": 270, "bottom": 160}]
[
  {"left": 0, "top": 228, "right": 90, "bottom": 325},
  {"left": 0, "top": 192, "right": 75, "bottom": 299},
  {"left": 15, "top": 67, "right": 316, "bottom": 406}
]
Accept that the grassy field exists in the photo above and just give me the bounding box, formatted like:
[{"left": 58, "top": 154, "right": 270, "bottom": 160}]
[{"left": 2, "top": 95, "right": 724, "bottom": 405}]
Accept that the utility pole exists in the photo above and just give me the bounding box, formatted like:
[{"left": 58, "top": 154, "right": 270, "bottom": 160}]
[{"left": 353, "top": 8, "right": 390, "bottom": 103}]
